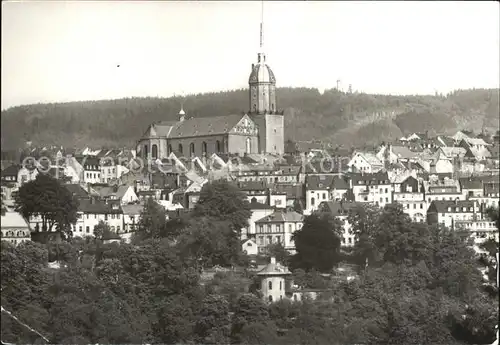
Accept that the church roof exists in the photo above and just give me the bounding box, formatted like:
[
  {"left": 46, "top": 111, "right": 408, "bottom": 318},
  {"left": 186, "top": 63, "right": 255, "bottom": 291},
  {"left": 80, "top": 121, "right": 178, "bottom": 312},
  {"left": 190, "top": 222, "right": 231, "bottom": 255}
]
[
  {"left": 249, "top": 62, "right": 276, "bottom": 84},
  {"left": 169, "top": 114, "right": 244, "bottom": 138}
]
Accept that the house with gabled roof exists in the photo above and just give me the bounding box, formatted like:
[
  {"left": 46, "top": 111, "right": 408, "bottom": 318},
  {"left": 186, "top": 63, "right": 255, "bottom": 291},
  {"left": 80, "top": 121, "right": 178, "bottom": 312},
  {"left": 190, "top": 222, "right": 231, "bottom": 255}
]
[
  {"left": 427, "top": 199, "right": 480, "bottom": 229},
  {"left": 347, "top": 151, "right": 384, "bottom": 174},
  {"left": 254, "top": 209, "right": 304, "bottom": 253},
  {"left": 349, "top": 171, "right": 392, "bottom": 208},
  {"left": 376, "top": 145, "right": 416, "bottom": 164}
]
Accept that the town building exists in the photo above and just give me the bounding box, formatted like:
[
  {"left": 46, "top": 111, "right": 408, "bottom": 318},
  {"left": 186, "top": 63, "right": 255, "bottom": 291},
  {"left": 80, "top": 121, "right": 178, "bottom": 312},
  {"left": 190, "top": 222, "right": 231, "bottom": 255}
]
[
  {"left": 136, "top": 16, "right": 284, "bottom": 160},
  {"left": 254, "top": 209, "right": 304, "bottom": 253},
  {"left": 1, "top": 210, "right": 31, "bottom": 246}
]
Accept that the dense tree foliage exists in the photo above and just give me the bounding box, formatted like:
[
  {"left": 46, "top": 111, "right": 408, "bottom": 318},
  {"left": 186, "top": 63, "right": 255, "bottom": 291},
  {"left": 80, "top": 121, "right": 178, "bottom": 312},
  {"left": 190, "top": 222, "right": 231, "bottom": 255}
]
[
  {"left": 2, "top": 189, "right": 498, "bottom": 344},
  {"left": 14, "top": 174, "right": 79, "bottom": 238},
  {"left": 2, "top": 88, "right": 498, "bottom": 150},
  {"left": 193, "top": 180, "right": 251, "bottom": 231},
  {"left": 290, "top": 213, "right": 343, "bottom": 272}
]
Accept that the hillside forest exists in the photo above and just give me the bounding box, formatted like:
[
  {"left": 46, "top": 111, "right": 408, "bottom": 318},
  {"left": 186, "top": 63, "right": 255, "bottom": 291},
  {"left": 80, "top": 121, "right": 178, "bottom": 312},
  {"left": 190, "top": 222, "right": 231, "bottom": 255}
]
[{"left": 1, "top": 88, "right": 499, "bottom": 150}]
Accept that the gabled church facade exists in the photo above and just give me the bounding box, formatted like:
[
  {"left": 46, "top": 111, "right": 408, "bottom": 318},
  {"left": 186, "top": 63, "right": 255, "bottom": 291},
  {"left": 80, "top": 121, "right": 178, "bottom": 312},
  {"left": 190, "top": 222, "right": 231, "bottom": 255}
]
[{"left": 136, "top": 13, "right": 284, "bottom": 160}]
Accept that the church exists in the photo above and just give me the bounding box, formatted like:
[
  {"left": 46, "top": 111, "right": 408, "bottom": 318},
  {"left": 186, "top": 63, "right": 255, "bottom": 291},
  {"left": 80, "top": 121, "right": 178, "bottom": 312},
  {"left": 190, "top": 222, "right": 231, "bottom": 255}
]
[{"left": 136, "top": 15, "right": 284, "bottom": 160}]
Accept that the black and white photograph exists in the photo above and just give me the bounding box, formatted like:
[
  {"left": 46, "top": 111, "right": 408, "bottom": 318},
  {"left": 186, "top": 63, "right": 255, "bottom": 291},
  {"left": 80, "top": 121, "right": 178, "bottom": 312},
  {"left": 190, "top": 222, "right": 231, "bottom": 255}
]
[{"left": 1, "top": 1, "right": 499, "bottom": 344}]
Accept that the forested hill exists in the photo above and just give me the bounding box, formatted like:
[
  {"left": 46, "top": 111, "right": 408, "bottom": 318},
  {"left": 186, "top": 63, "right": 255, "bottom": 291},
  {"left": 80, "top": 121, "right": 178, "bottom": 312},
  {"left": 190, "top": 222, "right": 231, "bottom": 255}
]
[{"left": 1, "top": 87, "right": 499, "bottom": 150}]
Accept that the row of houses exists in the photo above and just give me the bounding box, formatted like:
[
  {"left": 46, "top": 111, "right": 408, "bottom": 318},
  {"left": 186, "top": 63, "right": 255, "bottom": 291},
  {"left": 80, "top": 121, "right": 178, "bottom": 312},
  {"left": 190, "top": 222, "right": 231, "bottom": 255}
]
[{"left": 2, "top": 132, "right": 499, "bottom": 251}]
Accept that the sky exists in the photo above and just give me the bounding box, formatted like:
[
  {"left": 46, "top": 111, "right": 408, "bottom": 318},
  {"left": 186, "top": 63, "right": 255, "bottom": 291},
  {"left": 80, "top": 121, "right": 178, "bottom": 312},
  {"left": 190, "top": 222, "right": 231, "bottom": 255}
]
[{"left": 2, "top": 1, "right": 499, "bottom": 110}]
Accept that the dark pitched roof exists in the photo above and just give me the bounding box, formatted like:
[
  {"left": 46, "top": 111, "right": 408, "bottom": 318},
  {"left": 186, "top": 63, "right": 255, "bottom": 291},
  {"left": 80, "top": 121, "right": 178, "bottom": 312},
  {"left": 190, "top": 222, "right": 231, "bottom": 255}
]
[
  {"left": 458, "top": 178, "right": 483, "bottom": 190},
  {"left": 78, "top": 199, "right": 122, "bottom": 214},
  {"left": 168, "top": 114, "right": 245, "bottom": 138},
  {"left": 318, "top": 200, "right": 363, "bottom": 217},
  {"left": 255, "top": 210, "right": 303, "bottom": 223},
  {"left": 272, "top": 184, "right": 304, "bottom": 199},
  {"left": 249, "top": 199, "right": 273, "bottom": 210},
  {"left": 1, "top": 164, "right": 20, "bottom": 177},
  {"left": 238, "top": 181, "right": 268, "bottom": 191},
  {"left": 350, "top": 171, "right": 390, "bottom": 185},
  {"left": 306, "top": 175, "right": 335, "bottom": 190},
  {"left": 428, "top": 200, "right": 477, "bottom": 213},
  {"left": 65, "top": 184, "right": 90, "bottom": 199}
]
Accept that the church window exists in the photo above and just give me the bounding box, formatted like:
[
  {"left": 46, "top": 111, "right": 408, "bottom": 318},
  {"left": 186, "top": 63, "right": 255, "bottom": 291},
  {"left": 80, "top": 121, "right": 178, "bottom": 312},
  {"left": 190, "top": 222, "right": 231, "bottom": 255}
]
[
  {"left": 152, "top": 144, "right": 158, "bottom": 159},
  {"left": 190, "top": 143, "right": 195, "bottom": 156},
  {"left": 144, "top": 145, "right": 149, "bottom": 159},
  {"left": 216, "top": 140, "right": 221, "bottom": 153},
  {"left": 202, "top": 142, "right": 207, "bottom": 155},
  {"left": 268, "top": 281, "right": 272, "bottom": 290},
  {"left": 168, "top": 145, "right": 172, "bottom": 155},
  {"left": 246, "top": 137, "right": 251, "bottom": 154},
  {"left": 178, "top": 144, "right": 183, "bottom": 154}
]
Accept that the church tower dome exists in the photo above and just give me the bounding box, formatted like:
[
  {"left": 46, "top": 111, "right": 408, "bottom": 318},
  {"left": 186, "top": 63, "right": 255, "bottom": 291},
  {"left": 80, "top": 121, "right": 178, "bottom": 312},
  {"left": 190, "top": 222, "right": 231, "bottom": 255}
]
[
  {"left": 247, "top": 1, "right": 284, "bottom": 155},
  {"left": 248, "top": 3, "right": 277, "bottom": 115},
  {"left": 249, "top": 53, "right": 276, "bottom": 84}
]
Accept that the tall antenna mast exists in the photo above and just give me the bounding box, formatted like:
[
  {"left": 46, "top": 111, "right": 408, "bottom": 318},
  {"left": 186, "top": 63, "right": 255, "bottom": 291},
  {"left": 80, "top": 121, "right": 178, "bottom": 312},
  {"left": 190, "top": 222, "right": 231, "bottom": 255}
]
[{"left": 260, "top": 0, "right": 264, "bottom": 50}]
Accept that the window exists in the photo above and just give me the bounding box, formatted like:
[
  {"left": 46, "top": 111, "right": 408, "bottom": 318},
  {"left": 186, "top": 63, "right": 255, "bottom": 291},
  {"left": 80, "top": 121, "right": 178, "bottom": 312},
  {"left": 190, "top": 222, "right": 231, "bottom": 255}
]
[
  {"left": 413, "top": 204, "right": 416, "bottom": 209},
  {"left": 86, "top": 214, "right": 89, "bottom": 219},
  {"left": 152, "top": 144, "right": 158, "bottom": 159},
  {"left": 246, "top": 137, "right": 251, "bottom": 154},
  {"left": 79, "top": 226, "right": 82, "bottom": 232},
  {"left": 178, "top": 144, "right": 183, "bottom": 154},
  {"left": 269, "top": 281, "right": 272, "bottom": 290},
  {"left": 168, "top": 145, "right": 173, "bottom": 155},
  {"left": 86, "top": 226, "right": 90, "bottom": 233},
  {"left": 269, "top": 295, "right": 273, "bottom": 302},
  {"left": 311, "top": 197, "right": 315, "bottom": 206},
  {"left": 276, "top": 224, "right": 281, "bottom": 232},
  {"left": 259, "top": 225, "right": 264, "bottom": 233},
  {"left": 289, "top": 224, "right": 293, "bottom": 233},
  {"left": 385, "top": 188, "right": 388, "bottom": 193},
  {"left": 258, "top": 236, "right": 264, "bottom": 245},
  {"left": 322, "top": 193, "right": 326, "bottom": 200},
  {"left": 111, "top": 226, "right": 115, "bottom": 232},
  {"left": 280, "top": 281, "right": 282, "bottom": 290},
  {"left": 190, "top": 143, "right": 195, "bottom": 156},
  {"left": 216, "top": 140, "right": 221, "bottom": 153},
  {"left": 202, "top": 142, "right": 208, "bottom": 155},
  {"left": 420, "top": 203, "right": 423, "bottom": 209},
  {"left": 276, "top": 236, "right": 281, "bottom": 243},
  {"left": 386, "top": 198, "right": 389, "bottom": 202},
  {"left": 267, "top": 225, "right": 271, "bottom": 233},
  {"left": 348, "top": 238, "right": 352, "bottom": 244}
]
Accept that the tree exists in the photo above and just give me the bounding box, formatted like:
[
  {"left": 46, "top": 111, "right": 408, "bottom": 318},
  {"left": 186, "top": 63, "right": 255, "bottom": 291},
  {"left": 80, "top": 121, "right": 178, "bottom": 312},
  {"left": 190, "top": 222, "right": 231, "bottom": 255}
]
[
  {"left": 14, "top": 174, "right": 79, "bottom": 238},
  {"left": 231, "top": 293, "right": 270, "bottom": 343},
  {"left": 134, "top": 197, "right": 167, "bottom": 241},
  {"left": 193, "top": 180, "right": 251, "bottom": 231},
  {"left": 348, "top": 203, "right": 381, "bottom": 267},
  {"left": 293, "top": 199, "right": 304, "bottom": 214},
  {"left": 374, "top": 204, "right": 432, "bottom": 265},
  {"left": 194, "top": 294, "right": 230, "bottom": 344},
  {"left": 93, "top": 220, "right": 111, "bottom": 240},
  {"left": 264, "top": 242, "right": 290, "bottom": 265},
  {"left": 177, "top": 216, "right": 242, "bottom": 268},
  {"left": 290, "top": 213, "right": 343, "bottom": 272}
]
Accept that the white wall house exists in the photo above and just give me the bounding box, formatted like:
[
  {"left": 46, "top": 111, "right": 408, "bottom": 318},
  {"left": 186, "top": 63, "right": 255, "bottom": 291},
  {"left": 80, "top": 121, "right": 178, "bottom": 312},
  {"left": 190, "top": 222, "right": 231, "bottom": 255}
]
[
  {"left": 254, "top": 210, "right": 304, "bottom": 253},
  {"left": 348, "top": 152, "right": 384, "bottom": 174}
]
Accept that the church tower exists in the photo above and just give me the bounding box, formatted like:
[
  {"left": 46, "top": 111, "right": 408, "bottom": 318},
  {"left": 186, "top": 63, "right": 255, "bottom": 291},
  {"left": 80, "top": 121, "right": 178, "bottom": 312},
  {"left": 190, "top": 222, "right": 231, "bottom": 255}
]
[{"left": 248, "top": 2, "right": 284, "bottom": 155}]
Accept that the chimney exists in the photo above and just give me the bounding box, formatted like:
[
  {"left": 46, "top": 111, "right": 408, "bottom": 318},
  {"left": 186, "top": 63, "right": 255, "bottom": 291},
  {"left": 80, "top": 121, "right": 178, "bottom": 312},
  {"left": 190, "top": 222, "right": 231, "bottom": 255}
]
[{"left": 270, "top": 257, "right": 276, "bottom": 265}]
